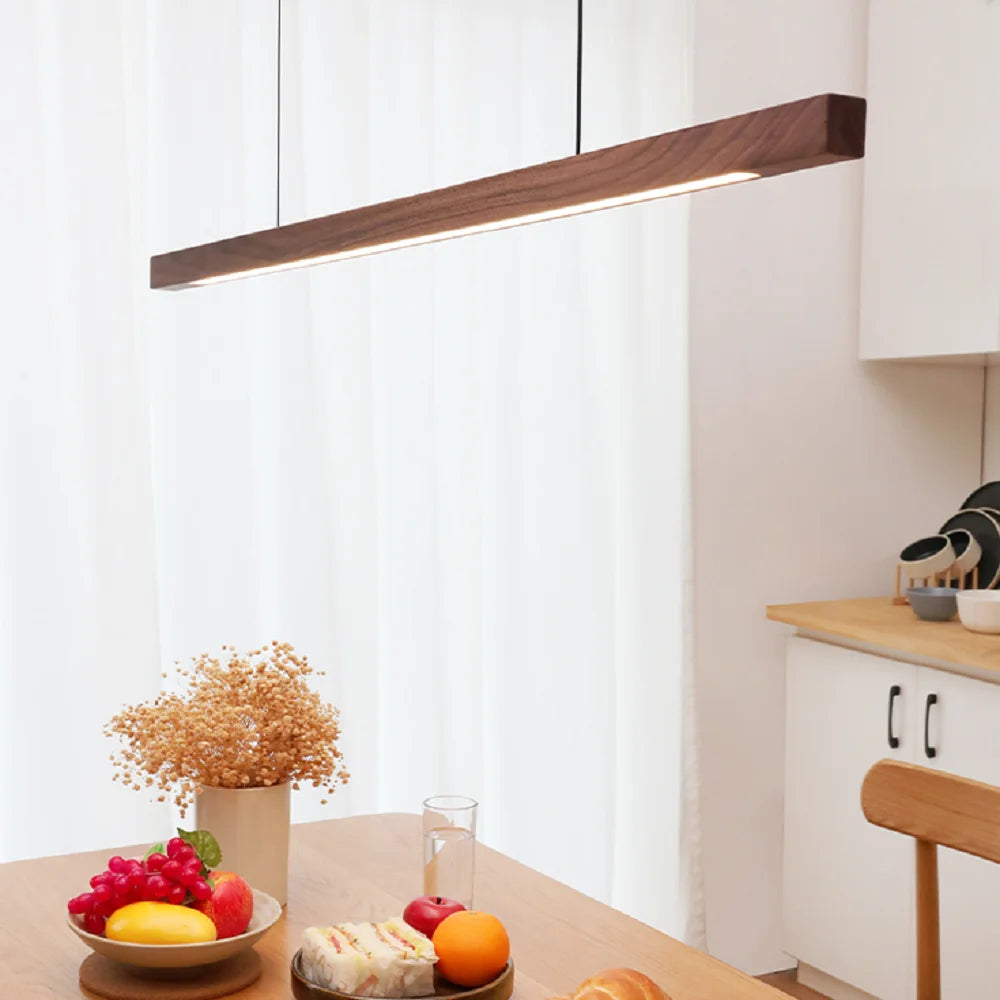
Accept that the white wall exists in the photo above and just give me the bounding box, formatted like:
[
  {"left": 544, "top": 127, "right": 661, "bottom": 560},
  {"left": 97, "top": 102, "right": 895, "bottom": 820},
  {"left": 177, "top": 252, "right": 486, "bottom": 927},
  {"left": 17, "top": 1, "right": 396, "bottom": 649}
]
[
  {"left": 689, "top": 0, "right": 986, "bottom": 974},
  {"left": 982, "top": 368, "right": 1000, "bottom": 481}
]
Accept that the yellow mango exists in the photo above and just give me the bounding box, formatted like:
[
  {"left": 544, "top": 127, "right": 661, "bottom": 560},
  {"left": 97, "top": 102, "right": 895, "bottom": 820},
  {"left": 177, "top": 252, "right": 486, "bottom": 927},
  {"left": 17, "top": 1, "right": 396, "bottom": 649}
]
[{"left": 105, "top": 901, "right": 217, "bottom": 944}]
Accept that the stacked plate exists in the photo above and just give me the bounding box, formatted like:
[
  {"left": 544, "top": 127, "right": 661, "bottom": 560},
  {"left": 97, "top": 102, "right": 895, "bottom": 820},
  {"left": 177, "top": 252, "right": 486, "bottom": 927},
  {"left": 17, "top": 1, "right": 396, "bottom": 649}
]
[
  {"left": 934, "top": 483, "right": 1000, "bottom": 590},
  {"left": 899, "top": 483, "right": 1000, "bottom": 591},
  {"left": 900, "top": 483, "right": 1000, "bottom": 629}
]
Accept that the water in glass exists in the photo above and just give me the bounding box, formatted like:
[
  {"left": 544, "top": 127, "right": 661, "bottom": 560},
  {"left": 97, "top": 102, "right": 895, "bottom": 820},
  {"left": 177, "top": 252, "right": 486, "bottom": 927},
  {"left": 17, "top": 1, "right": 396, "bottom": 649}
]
[{"left": 423, "top": 825, "right": 475, "bottom": 907}]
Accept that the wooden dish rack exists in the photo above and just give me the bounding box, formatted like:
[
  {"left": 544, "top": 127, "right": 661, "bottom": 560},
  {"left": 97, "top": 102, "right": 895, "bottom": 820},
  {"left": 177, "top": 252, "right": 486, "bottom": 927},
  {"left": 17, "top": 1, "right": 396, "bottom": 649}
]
[{"left": 893, "top": 563, "right": 979, "bottom": 605}]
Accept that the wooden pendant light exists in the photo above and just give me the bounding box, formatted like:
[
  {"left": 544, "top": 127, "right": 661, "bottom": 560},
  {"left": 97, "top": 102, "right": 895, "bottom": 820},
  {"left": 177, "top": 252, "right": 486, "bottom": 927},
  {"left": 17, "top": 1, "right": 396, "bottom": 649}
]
[{"left": 150, "top": 92, "right": 865, "bottom": 290}]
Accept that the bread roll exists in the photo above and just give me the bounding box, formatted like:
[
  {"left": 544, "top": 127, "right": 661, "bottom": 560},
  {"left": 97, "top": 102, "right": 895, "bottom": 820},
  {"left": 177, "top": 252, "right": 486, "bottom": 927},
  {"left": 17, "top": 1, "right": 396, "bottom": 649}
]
[{"left": 570, "top": 968, "right": 671, "bottom": 1000}]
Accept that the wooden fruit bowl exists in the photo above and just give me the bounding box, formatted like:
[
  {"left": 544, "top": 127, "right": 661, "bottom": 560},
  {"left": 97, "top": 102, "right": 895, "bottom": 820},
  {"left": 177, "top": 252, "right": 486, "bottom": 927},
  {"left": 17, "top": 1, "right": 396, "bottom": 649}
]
[{"left": 290, "top": 952, "right": 514, "bottom": 1000}]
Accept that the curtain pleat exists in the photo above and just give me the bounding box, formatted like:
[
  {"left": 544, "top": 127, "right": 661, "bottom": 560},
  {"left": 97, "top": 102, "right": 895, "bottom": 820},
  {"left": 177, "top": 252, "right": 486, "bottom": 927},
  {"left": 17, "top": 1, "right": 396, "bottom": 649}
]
[{"left": 0, "top": 0, "right": 166, "bottom": 859}]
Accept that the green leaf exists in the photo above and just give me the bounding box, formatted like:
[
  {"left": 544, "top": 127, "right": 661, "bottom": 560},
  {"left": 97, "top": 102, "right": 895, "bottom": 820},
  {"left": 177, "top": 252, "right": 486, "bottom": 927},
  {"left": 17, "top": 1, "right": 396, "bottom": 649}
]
[
  {"left": 176, "top": 828, "right": 223, "bottom": 869},
  {"left": 144, "top": 842, "right": 164, "bottom": 859}
]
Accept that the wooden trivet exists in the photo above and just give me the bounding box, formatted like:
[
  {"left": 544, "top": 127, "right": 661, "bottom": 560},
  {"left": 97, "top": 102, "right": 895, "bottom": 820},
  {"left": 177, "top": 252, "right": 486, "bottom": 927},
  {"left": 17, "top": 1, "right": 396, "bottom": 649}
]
[{"left": 79, "top": 950, "right": 261, "bottom": 1000}]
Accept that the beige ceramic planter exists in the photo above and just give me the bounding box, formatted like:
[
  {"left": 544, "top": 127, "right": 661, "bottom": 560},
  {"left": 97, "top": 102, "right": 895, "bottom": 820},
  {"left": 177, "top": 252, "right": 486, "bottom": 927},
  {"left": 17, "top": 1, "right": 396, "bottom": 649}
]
[{"left": 195, "top": 783, "right": 291, "bottom": 905}]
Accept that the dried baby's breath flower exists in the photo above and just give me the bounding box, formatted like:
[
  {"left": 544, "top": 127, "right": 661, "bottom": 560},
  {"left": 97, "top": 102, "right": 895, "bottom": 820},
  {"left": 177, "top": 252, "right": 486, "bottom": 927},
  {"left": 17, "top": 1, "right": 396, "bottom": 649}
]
[{"left": 105, "top": 642, "right": 350, "bottom": 814}]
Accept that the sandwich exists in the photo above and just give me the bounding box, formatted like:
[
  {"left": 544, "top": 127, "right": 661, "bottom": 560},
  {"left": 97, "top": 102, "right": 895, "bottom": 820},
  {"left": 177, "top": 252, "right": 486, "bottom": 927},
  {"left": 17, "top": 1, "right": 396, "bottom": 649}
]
[{"left": 299, "top": 916, "right": 438, "bottom": 997}]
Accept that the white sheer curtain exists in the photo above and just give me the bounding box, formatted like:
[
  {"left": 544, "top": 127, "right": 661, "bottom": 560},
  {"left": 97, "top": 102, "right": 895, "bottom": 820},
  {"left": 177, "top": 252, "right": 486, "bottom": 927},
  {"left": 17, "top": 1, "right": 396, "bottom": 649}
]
[
  {"left": 2, "top": 0, "right": 698, "bottom": 940},
  {"left": 0, "top": 1, "right": 168, "bottom": 859}
]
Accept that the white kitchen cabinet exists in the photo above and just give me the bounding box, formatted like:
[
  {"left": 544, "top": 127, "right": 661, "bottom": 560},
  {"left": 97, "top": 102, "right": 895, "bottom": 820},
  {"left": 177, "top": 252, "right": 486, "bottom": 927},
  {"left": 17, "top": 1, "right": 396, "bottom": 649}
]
[
  {"left": 784, "top": 636, "right": 1000, "bottom": 999},
  {"left": 914, "top": 669, "right": 1000, "bottom": 998},
  {"left": 860, "top": 0, "right": 1000, "bottom": 360},
  {"left": 784, "top": 637, "right": 916, "bottom": 1000}
]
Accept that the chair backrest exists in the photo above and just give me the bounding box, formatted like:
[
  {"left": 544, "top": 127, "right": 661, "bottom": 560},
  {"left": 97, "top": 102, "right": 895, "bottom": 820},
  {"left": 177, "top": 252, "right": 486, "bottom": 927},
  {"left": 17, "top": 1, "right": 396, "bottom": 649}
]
[
  {"left": 861, "top": 759, "right": 1000, "bottom": 1000},
  {"left": 862, "top": 759, "right": 1000, "bottom": 864}
]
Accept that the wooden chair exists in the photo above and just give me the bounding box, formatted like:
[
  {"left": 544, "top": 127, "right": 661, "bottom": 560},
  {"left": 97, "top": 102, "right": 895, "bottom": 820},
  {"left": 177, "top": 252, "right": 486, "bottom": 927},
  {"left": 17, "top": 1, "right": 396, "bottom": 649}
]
[{"left": 861, "top": 759, "right": 1000, "bottom": 1000}]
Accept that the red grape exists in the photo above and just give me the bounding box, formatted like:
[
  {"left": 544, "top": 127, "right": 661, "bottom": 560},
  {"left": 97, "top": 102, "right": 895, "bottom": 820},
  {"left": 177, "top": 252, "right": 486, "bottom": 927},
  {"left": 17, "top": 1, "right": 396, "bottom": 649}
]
[
  {"left": 161, "top": 859, "right": 182, "bottom": 882},
  {"left": 146, "top": 874, "right": 169, "bottom": 898},
  {"left": 190, "top": 878, "right": 212, "bottom": 902},
  {"left": 177, "top": 869, "right": 199, "bottom": 888},
  {"left": 71, "top": 840, "right": 208, "bottom": 936},
  {"left": 67, "top": 893, "right": 93, "bottom": 915}
]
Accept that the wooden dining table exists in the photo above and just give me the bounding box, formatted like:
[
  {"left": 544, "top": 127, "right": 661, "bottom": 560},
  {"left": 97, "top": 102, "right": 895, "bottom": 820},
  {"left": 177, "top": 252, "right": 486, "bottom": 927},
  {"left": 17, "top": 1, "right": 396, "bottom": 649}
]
[{"left": 0, "top": 813, "right": 785, "bottom": 1000}]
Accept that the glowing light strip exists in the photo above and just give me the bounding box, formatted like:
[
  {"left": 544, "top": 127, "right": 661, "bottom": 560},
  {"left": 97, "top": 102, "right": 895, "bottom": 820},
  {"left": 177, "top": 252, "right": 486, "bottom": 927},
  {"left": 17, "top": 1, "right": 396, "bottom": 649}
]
[{"left": 188, "top": 171, "right": 757, "bottom": 287}]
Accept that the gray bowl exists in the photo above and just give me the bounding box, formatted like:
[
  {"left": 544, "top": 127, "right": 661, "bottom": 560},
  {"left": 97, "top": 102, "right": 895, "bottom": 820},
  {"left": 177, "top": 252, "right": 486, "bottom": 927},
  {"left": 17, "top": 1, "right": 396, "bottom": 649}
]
[{"left": 906, "top": 586, "right": 958, "bottom": 622}]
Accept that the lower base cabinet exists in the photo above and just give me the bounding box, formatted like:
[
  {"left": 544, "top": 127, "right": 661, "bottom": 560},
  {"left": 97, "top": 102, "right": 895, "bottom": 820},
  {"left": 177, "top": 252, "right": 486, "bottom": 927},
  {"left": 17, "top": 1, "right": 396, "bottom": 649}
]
[
  {"left": 784, "top": 638, "right": 914, "bottom": 1000},
  {"left": 916, "top": 668, "right": 1000, "bottom": 998},
  {"left": 783, "top": 636, "right": 1000, "bottom": 999}
]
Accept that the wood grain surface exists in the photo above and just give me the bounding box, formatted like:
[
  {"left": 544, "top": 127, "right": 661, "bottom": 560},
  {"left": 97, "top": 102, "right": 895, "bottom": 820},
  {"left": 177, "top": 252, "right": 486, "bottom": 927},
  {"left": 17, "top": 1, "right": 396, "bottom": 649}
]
[
  {"left": 78, "top": 949, "right": 260, "bottom": 1000},
  {"left": 0, "top": 814, "right": 786, "bottom": 1000},
  {"left": 150, "top": 94, "right": 865, "bottom": 290},
  {"left": 858, "top": 760, "right": 1000, "bottom": 1000},
  {"left": 755, "top": 972, "right": 828, "bottom": 999},
  {"left": 914, "top": 839, "right": 940, "bottom": 1000},
  {"left": 862, "top": 759, "right": 1000, "bottom": 865},
  {"left": 766, "top": 597, "right": 1000, "bottom": 676}
]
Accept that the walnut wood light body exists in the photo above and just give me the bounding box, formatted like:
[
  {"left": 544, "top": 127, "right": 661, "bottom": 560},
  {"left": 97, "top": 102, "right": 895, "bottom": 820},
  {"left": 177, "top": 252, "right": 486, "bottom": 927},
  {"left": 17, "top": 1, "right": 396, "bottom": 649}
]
[
  {"left": 150, "top": 93, "right": 865, "bottom": 290},
  {"left": 1, "top": 814, "right": 786, "bottom": 999}
]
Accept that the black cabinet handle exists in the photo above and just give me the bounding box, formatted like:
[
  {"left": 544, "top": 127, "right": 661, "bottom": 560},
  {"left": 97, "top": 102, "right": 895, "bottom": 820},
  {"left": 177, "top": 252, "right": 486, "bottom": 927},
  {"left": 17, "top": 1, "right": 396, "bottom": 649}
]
[
  {"left": 887, "top": 684, "right": 901, "bottom": 749},
  {"left": 924, "top": 693, "right": 938, "bottom": 759}
]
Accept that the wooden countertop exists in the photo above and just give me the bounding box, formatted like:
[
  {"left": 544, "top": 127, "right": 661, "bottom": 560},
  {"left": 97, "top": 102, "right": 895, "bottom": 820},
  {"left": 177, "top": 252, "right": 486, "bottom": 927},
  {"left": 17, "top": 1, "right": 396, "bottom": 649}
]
[
  {"left": 1, "top": 813, "right": 783, "bottom": 1000},
  {"left": 767, "top": 596, "right": 1000, "bottom": 675}
]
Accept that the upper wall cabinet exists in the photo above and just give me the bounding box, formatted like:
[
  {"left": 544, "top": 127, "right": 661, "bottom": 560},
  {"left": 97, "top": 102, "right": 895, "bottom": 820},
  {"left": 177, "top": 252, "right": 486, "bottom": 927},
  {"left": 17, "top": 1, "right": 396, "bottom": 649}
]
[{"left": 860, "top": 0, "right": 1000, "bottom": 361}]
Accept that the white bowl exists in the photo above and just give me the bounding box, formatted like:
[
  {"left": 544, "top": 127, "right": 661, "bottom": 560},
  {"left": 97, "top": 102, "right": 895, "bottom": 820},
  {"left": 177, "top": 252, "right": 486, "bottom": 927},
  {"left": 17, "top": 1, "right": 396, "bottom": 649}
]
[
  {"left": 956, "top": 590, "right": 1000, "bottom": 634},
  {"left": 66, "top": 888, "right": 282, "bottom": 969}
]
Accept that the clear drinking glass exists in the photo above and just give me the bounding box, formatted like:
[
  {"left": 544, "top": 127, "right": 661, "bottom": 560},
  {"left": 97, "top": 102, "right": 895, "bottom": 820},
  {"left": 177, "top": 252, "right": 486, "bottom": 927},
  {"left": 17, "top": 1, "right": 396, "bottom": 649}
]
[{"left": 422, "top": 795, "right": 477, "bottom": 908}]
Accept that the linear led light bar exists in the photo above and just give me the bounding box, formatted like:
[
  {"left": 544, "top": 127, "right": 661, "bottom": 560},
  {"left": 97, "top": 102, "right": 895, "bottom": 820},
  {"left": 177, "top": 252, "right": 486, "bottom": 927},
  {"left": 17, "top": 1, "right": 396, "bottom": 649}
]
[{"left": 150, "top": 93, "right": 865, "bottom": 290}]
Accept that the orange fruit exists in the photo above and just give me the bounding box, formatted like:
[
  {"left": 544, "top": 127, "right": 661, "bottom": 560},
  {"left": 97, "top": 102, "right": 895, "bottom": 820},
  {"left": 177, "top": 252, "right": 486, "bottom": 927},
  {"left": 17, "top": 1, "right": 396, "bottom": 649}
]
[{"left": 431, "top": 910, "right": 510, "bottom": 987}]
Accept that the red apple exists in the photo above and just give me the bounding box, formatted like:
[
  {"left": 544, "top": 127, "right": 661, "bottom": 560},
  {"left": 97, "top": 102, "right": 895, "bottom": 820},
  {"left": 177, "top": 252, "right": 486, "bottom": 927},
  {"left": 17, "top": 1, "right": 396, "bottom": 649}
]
[
  {"left": 402, "top": 895, "right": 466, "bottom": 938},
  {"left": 193, "top": 871, "right": 254, "bottom": 939}
]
